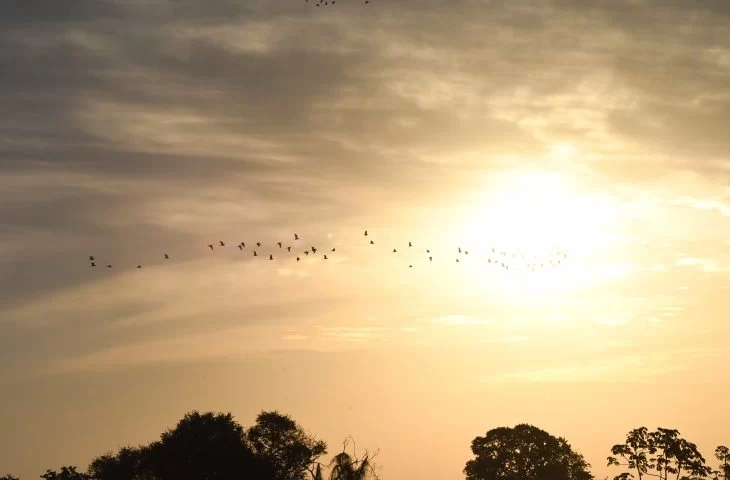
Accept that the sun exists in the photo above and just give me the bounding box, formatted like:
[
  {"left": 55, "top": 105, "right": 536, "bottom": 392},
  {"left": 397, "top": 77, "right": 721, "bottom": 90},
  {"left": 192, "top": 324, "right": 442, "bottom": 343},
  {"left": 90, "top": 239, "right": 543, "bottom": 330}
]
[{"left": 454, "top": 169, "right": 619, "bottom": 299}]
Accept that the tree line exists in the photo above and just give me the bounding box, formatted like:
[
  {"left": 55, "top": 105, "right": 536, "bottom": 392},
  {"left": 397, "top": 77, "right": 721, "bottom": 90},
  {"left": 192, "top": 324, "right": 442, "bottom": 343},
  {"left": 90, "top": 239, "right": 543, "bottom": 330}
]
[{"left": 2, "top": 411, "right": 728, "bottom": 480}]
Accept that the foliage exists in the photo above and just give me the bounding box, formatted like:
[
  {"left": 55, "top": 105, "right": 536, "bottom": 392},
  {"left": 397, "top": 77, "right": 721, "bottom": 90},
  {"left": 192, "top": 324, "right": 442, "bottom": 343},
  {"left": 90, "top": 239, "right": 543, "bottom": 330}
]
[
  {"left": 40, "top": 466, "right": 90, "bottom": 480},
  {"left": 608, "top": 427, "right": 711, "bottom": 480},
  {"left": 716, "top": 446, "right": 730, "bottom": 480},
  {"left": 464, "top": 423, "right": 593, "bottom": 480},
  {"left": 327, "top": 438, "right": 379, "bottom": 480},
  {"left": 246, "top": 410, "right": 327, "bottom": 480}
]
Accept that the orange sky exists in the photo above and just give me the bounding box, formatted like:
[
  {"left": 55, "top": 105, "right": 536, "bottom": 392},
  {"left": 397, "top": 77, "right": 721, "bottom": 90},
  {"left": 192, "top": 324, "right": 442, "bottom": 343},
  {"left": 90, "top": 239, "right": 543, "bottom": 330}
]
[{"left": 1, "top": 1, "right": 729, "bottom": 479}]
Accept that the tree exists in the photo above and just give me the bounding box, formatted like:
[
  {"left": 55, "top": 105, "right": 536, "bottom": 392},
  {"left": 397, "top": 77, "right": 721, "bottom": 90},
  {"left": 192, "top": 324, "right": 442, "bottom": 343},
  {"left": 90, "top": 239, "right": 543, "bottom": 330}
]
[
  {"left": 716, "top": 447, "right": 729, "bottom": 480},
  {"left": 143, "top": 410, "right": 275, "bottom": 480},
  {"left": 246, "top": 411, "right": 327, "bottom": 480},
  {"left": 40, "top": 466, "right": 90, "bottom": 480},
  {"left": 0, "top": 475, "right": 20, "bottom": 480},
  {"left": 608, "top": 427, "right": 711, "bottom": 480},
  {"left": 464, "top": 424, "right": 593, "bottom": 480},
  {"left": 88, "top": 446, "right": 151, "bottom": 480},
  {"left": 327, "top": 438, "right": 379, "bottom": 480}
]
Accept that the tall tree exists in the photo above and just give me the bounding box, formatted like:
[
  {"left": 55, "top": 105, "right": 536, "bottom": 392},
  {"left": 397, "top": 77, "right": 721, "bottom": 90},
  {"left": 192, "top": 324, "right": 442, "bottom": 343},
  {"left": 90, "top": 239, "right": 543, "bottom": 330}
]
[
  {"left": 0, "top": 475, "right": 20, "bottom": 480},
  {"left": 464, "top": 424, "right": 593, "bottom": 480},
  {"left": 608, "top": 427, "right": 711, "bottom": 480},
  {"left": 143, "top": 410, "right": 275, "bottom": 480},
  {"left": 246, "top": 411, "right": 327, "bottom": 480},
  {"left": 716, "top": 446, "right": 730, "bottom": 480},
  {"left": 88, "top": 446, "right": 150, "bottom": 480}
]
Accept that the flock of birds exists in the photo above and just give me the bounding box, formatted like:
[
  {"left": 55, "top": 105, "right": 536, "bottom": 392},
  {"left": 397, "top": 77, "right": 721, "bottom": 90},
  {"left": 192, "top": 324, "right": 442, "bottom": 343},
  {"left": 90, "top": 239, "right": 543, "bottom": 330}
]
[{"left": 86, "top": 230, "right": 569, "bottom": 273}]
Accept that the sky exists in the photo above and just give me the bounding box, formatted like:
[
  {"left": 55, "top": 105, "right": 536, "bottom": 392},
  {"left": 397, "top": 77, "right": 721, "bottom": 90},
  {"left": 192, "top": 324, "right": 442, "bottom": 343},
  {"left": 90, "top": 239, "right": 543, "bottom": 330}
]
[{"left": 1, "top": 0, "right": 729, "bottom": 478}]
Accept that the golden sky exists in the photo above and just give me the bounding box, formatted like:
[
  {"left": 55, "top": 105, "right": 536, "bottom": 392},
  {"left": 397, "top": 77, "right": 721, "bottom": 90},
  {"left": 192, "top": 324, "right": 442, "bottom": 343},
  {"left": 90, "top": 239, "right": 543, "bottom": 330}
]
[{"left": 1, "top": 0, "right": 729, "bottom": 478}]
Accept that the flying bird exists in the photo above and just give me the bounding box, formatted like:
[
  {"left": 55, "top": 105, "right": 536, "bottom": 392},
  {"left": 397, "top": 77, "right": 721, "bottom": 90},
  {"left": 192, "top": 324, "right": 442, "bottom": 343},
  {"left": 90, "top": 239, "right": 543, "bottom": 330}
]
[
  {"left": 219, "top": 240, "right": 225, "bottom": 246},
  {"left": 269, "top": 254, "right": 274, "bottom": 260},
  {"left": 364, "top": 230, "right": 368, "bottom": 236},
  {"left": 164, "top": 253, "right": 169, "bottom": 259},
  {"left": 208, "top": 244, "right": 214, "bottom": 250},
  {"left": 254, "top": 251, "right": 258, "bottom": 256},
  {"left": 296, "top": 257, "right": 300, "bottom": 262},
  {"left": 331, "top": 248, "right": 336, "bottom": 252},
  {"left": 277, "top": 242, "right": 282, "bottom": 248},
  {"left": 294, "top": 233, "right": 299, "bottom": 240},
  {"left": 311, "top": 247, "right": 317, "bottom": 253},
  {"left": 393, "top": 249, "right": 397, "bottom": 253},
  {"left": 408, "top": 242, "right": 412, "bottom": 247},
  {"left": 238, "top": 245, "right": 242, "bottom": 250},
  {"left": 241, "top": 242, "right": 246, "bottom": 248},
  {"left": 256, "top": 242, "right": 262, "bottom": 247},
  {"left": 305, "top": 251, "right": 309, "bottom": 256},
  {"left": 287, "top": 246, "right": 292, "bottom": 252},
  {"left": 429, "top": 257, "right": 432, "bottom": 262},
  {"left": 106, "top": 265, "right": 112, "bottom": 268},
  {"left": 89, "top": 256, "right": 94, "bottom": 261},
  {"left": 370, "top": 240, "right": 375, "bottom": 244},
  {"left": 91, "top": 262, "right": 96, "bottom": 267},
  {"left": 323, "top": 255, "right": 328, "bottom": 260},
  {"left": 137, "top": 265, "right": 142, "bottom": 269}
]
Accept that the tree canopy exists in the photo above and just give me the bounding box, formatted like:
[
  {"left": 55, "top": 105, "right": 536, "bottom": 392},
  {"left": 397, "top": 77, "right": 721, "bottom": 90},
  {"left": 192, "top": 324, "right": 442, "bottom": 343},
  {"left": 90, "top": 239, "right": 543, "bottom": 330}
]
[{"left": 464, "top": 424, "right": 593, "bottom": 480}]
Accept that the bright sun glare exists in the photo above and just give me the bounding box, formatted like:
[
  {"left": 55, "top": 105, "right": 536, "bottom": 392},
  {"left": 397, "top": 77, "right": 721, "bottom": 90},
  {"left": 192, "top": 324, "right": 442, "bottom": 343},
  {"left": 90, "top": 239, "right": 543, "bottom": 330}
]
[{"left": 457, "top": 169, "right": 619, "bottom": 299}]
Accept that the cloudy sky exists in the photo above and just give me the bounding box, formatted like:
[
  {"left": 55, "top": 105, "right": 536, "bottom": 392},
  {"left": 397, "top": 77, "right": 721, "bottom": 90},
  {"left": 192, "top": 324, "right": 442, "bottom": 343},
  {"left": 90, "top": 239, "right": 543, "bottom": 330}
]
[{"left": 2, "top": 0, "right": 729, "bottom": 478}]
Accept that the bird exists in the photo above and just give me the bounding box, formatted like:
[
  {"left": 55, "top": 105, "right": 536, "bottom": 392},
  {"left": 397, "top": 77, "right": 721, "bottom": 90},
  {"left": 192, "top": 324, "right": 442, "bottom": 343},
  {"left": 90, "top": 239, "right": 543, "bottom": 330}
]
[
  {"left": 91, "top": 262, "right": 96, "bottom": 267},
  {"left": 287, "top": 246, "right": 292, "bottom": 252},
  {"left": 465, "top": 250, "right": 469, "bottom": 255},
  {"left": 456, "top": 259, "right": 460, "bottom": 263},
  {"left": 364, "top": 230, "right": 368, "bottom": 236},
  {"left": 296, "top": 257, "right": 301, "bottom": 262},
  {"left": 426, "top": 249, "right": 430, "bottom": 253},
  {"left": 277, "top": 242, "right": 282, "bottom": 248},
  {"left": 393, "top": 249, "right": 397, "bottom": 253},
  {"left": 89, "top": 256, "right": 94, "bottom": 261},
  {"left": 305, "top": 251, "right": 309, "bottom": 256},
  {"left": 106, "top": 264, "right": 112, "bottom": 268},
  {"left": 311, "top": 246, "right": 317, "bottom": 253},
  {"left": 238, "top": 245, "right": 242, "bottom": 250},
  {"left": 254, "top": 251, "right": 258, "bottom": 257},
  {"left": 241, "top": 242, "right": 246, "bottom": 248},
  {"left": 429, "top": 256, "right": 432, "bottom": 262},
  {"left": 370, "top": 240, "right": 374, "bottom": 244},
  {"left": 323, "top": 255, "right": 328, "bottom": 260},
  {"left": 219, "top": 240, "right": 225, "bottom": 246},
  {"left": 331, "top": 248, "right": 336, "bottom": 252},
  {"left": 137, "top": 265, "right": 142, "bottom": 269},
  {"left": 294, "top": 233, "right": 299, "bottom": 240},
  {"left": 458, "top": 247, "right": 462, "bottom": 253},
  {"left": 408, "top": 242, "right": 412, "bottom": 247},
  {"left": 409, "top": 264, "right": 413, "bottom": 268},
  {"left": 256, "top": 242, "right": 262, "bottom": 247},
  {"left": 164, "top": 253, "right": 169, "bottom": 259},
  {"left": 269, "top": 254, "right": 274, "bottom": 260},
  {"left": 208, "top": 244, "right": 214, "bottom": 250}
]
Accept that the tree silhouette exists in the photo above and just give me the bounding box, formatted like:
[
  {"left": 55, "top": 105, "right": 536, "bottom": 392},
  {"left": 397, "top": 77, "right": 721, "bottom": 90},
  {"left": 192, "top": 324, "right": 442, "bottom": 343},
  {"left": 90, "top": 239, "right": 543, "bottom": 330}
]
[
  {"left": 326, "top": 438, "right": 379, "bottom": 480},
  {"left": 40, "top": 466, "right": 90, "bottom": 480},
  {"left": 246, "top": 411, "right": 327, "bottom": 480},
  {"left": 143, "top": 411, "right": 275, "bottom": 480},
  {"left": 464, "top": 424, "right": 593, "bottom": 480},
  {"left": 0, "top": 475, "right": 20, "bottom": 480},
  {"left": 716, "top": 446, "right": 730, "bottom": 480},
  {"left": 88, "top": 446, "right": 151, "bottom": 480},
  {"left": 608, "top": 427, "right": 711, "bottom": 480}
]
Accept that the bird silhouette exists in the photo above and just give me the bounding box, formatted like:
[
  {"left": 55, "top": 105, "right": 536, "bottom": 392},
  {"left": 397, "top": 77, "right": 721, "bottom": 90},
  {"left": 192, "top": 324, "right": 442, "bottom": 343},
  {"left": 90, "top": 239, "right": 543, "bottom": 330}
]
[
  {"left": 269, "top": 254, "right": 274, "bottom": 260},
  {"left": 458, "top": 247, "right": 462, "bottom": 253},
  {"left": 106, "top": 264, "right": 112, "bottom": 268},
  {"left": 238, "top": 245, "right": 242, "bottom": 250},
  {"left": 429, "top": 256, "right": 432, "bottom": 262},
  {"left": 137, "top": 265, "right": 142, "bottom": 269},
  {"left": 331, "top": 248, "right": 336, "bottom": 252},
  {"left": 89, "top": 256, "right": 94, "bottom": 261},
  {"left": 364, "top": 230, "right": 368, "bottom": 236},
  {"left": 91, "top": 262, "right": 96, "bottom": 267},
  {"left": 393, "top": 249, "right": 397, "bottom": 253},
  {"left": 323, "top": 255, "right": 328, "bottom": 260},
  {"left": 164, "top": 253, "right": 169, "bottom": 259},
  {"left": 409, "top": 242, "right": 412, "bottom": 247},
  {"left": 296, "top": 257, "right": 301, "bottom": 262},
  {"left": 277, "top": 242, "right": 282, "bottom": 248},
  {"left": 254, "top": 251, "right": 258, "bottom": 257},
  {"left": 287, "top": 246, "right": 292, "bottom": 252},
  {"left": 219, "top": 240, "right": 225, "bottom": 246},
  {"left": 208, "top": 244, "right": 214, "bottom": 250},
  {"left": 370, "top": 240, "right": 374, "bottom": 244},
  {"left": 409, "top": 264, "right": 413, "bottom": 268},
  {"left": 311, "top": 246, "right": 317, "bottom": 253},
  {"left": 256, "top": 242, "right": 262, "bottom": 247},
  {"left": 241, "top": 242, "right": 246, "bottom": 248},
  {"left": 294, "top": 233, "right": 299, "bottom": 240}
]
